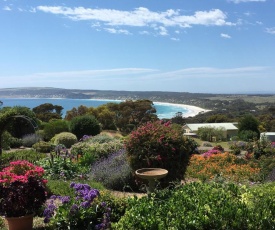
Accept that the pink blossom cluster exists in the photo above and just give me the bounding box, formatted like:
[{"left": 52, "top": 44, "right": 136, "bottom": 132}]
[
  {"left": 201, "top": 149, "right": 221, "bottom": 158},
  {"left": 0, "top": 160, "right": 46, "bottom": 185}
]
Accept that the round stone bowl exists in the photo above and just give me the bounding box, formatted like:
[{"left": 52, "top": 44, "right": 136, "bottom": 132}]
[{"left": 135, "top": 168, "right": 168, "bottom": 180}]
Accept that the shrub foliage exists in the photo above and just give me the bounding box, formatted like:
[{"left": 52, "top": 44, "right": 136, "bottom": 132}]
[
  {"left": 125, "top": 121, "right": 198, "bottom": 185},
  {"left": 70, "top": 115, "right": 101, "bottom": 140}
]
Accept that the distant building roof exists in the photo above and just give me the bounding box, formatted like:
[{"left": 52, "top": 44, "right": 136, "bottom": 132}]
[{"left": 183, "top": 123, "right": 238, "bottom": 131}]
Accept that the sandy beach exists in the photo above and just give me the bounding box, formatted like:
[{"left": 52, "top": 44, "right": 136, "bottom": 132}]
[
  {"left": 153, "top": 102, "right": 211, "bottom": 118},
  {"left": 87, "top": 99, "right": 210, "bottom": 118}
]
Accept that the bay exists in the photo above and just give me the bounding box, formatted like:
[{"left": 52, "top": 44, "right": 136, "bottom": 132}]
[{"left": 0, "top": 98, "right": 190, "bottom": 119}]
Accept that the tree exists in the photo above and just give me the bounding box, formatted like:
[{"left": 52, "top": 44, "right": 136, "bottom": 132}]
[
  {"left": 33, "top": 103, "right": 64, "bottom": 122},
  {"left": 70, "top": 115, "right": 101, "bottom": 140},
  {"left": 238, "top": 114, "right": 260, "bottom": 139},
  {"left": 171, "top": 112, "right": 186, "bottom": 125},
  {"left": 65, "top": 105, "right": 89, "bottom": 121},
  {"left": 43, "top": 119, "right": 69, "bottom": 141},
  {"left": 108, "top": 100, "right": 158, "bottom": 134},
  {"left": 88, "top": 105, "right": 116, "bottom": 130},
  {"left": 197, "top": 126, "right": 226, "bottom": 142},
  {"left": 206, "top": 114, "right": 230, "bottom": 123}
]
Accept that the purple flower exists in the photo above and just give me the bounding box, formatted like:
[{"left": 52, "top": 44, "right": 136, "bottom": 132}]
[
  {"left": 80, "top": 201, "right": 91, "bottom": 209},
  {"left": 70, "top": 204, "right": 79, "bottom": 215},
  {"left": 43, "top": 202, "right": 56, "bottom": 223},
  {"left": 61, "top": 196, "right": 70, "bottom": 204}
]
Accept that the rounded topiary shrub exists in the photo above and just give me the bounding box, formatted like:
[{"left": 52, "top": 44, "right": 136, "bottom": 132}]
[
  {"left": 53, "top": 132, "right": 77, "bottom": 148},
  {"left": 32, "top": 141, "right": 54, "bottom": 153},
  {"left": 125, "top": 121, "right": 198, "bottom": 186},
  {"left": 70, "top": 115, "right": 101, "bottom": 140}
]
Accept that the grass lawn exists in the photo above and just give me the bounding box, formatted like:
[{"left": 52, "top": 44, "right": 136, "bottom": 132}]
[{"left": 192, "top": 137, "right": 230, "bottom": 150}]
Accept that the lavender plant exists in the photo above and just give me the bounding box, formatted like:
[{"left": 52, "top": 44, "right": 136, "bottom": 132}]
[
  {"left": 43, "top": 182, "right": 111, "bottom": 229},
  {"left": 90, "top": 149, "right": 135, "bottom": 191}
]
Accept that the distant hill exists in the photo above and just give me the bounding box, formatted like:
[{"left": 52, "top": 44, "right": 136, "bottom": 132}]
[{"left": 0, "top": 87, "right": 275, "bottom": 111}]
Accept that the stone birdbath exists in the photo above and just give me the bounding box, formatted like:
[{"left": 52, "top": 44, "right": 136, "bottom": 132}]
[{"left": 135, "top": 168, "right": 168, "bottom": 194}]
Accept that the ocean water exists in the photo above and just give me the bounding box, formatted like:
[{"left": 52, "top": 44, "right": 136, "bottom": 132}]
[{"left": 0, "top": 98, "right": 189, "bottom": 119}]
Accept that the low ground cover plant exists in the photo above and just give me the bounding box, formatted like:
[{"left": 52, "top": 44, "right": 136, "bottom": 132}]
[
  {"left": 37, "top": 146, "right": 81, "bottom": 180},
  {"left": 114, "top": 182, "right": 275, "bottom": 230},
  {"left": 0, "top": 149, "right": 47, "bottom": 170}
]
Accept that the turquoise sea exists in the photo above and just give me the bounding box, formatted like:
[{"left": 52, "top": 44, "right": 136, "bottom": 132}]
[{"left": 0, "top": 98, "right": 189, "bottom": 119}]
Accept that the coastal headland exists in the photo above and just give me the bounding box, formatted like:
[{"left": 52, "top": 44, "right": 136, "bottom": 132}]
[{"left": 0, "top": 87, "right": 275, "bottom": 118}]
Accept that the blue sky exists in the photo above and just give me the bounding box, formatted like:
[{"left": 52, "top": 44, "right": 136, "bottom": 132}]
[{"left": 0, "top": 0, "right": 274, "bottom": 94}]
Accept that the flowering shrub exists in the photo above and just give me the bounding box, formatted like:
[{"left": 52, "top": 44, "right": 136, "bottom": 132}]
[
  {"left": 125, "top": 121, "right": 198, "bottom": 185},
  {"left": 201, "top": 149, "right": 221, "bottom": 158},
  {"left": 43, "top": 182, "right": 111, "bottom": 229},
  {"left": 0, "top": 160, "right": 47, "bottom": 217},
  {"left": 253, "top": 138, "right": 275, "bottom": 159},
  {"left": 186, "top": 153, "right": 260, "bottom": 182}
]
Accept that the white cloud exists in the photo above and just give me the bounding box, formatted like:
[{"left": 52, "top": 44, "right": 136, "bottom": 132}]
[
  {"left": 36, "top": 6, "right": 235, "bottom": 35},
  {"left": 33, "top": 68, "right": 158, "bottom": 78},
  {"left": 139, "top": 66, "right": 270, "bottom": 81},
  {"left": 256, "top": 21, "right": 263, "bottom": 25},
  {"left": 157, "top": 26, "right": 168, "bottom": 36},
  {"left": 266, "top": 27, "right": 275, "bottom": 34},
  {"left": 139, "top": 30, "right": 150, "bottom": 35},
  {"left": 104, "top": 28, "right": 132, "bottom": 35},
  {"left": 221, "top": 33, "right": 231, "bottom": 38},
  {"left": 3, "top": 6, "right": 11, "bottom": 11},
  {"left": 229, "top": 0, "right": 265, "bottom": 3}
]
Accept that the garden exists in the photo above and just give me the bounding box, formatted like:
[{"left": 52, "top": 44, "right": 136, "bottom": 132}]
[{"left": 0, "top": 104, "right": 275, "bottom": 229}]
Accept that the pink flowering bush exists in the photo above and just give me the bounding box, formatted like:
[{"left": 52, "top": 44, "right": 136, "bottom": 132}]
[
  {"left": 0, "top": 160, "right": 47, "bottom": 217},
  {"left": 125, "top": 121, "right": 198, "bottom": 186}
]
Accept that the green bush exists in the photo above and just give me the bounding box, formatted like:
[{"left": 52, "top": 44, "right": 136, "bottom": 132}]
[
  {"left": 9, "top": 136, "right": 23, "bottom": 148},
  {"left": 43, "top": 119, "right": 69, "bottom": 141},
  {"left": 71, "top": 139, "right": 124, "bottom": 166},
  {"left": 0, "top": 149, "right": 47, "bottom": 169},
  {"left": 114, "top": 182, "right": 275, "bottom": 230},
  {"left": 238, "top": 130, "right": 259, "bottom": 142},
  {"left": 1, "top": 131, "right": 12, "bottom": 150},
  {"left": 32, "top": 141, "right": 54, "bottom": 153},
  {"left": 87, "top": 134, "right": 115, "bottom": 144},
  {"left": 70, "top": 115, "right": 101, "bottom": 140},
  {"left": 0, "top": 217, "right": 6, "bottom": 230},
  {"left": 125, "top": 121, "right": 198, "bottom": 186},
  {"left": 52, "top": 132, "right": 77, "bottom": 148},
  {"left": 255, "top": 155, "right": 275, "bottom": 181},
  {"left": 46, "top": 179, "right": 105, "bottom": 197}
]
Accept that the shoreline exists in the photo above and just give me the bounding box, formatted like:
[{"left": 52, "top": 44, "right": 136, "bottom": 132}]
[
  {"left": 153, "top": 101, "right": 211, "bottom": 118},
  {"left": 0, "top": 97, "right": 210, "bottom": 118}
]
